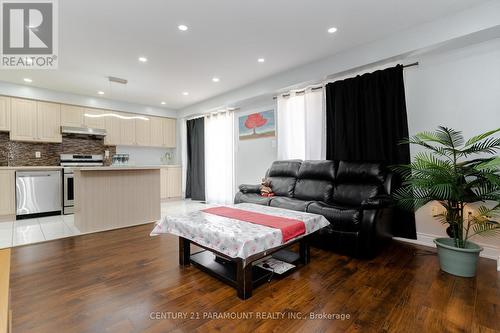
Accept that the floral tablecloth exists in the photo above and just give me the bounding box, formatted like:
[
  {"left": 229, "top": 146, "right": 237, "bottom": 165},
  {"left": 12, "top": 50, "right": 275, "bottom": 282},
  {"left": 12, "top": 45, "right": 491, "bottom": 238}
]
[{"left": 151, "top": 203, "right": 330, "bottom": 259}]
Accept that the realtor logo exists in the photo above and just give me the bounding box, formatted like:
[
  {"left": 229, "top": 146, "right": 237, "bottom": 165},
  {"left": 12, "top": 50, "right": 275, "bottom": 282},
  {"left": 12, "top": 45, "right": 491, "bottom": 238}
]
[{"left": 1, "top": 0, "right": 58, "bottom": 69}]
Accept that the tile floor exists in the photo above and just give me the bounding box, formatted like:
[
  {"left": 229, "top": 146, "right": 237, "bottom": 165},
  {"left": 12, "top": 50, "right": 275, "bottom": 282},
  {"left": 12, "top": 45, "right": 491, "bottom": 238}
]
[{"left": 0, "top": 199, "right": 205, "bottom": 249}]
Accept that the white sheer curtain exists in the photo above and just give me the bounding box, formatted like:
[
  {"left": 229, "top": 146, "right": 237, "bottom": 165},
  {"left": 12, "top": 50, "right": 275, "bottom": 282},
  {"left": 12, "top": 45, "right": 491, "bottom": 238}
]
[
  {"left": 277, "top": 88, "right": 326, "bottom": 160},
  {"left": 204, "top": 110, "right": 235, "bottom": 205}
]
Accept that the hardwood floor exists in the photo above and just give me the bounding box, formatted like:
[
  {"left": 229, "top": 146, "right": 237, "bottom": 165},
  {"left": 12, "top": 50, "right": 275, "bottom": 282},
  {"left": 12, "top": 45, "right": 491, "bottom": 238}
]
[{"left": 9, "top": 223, "right": 500, "bottom": 333}]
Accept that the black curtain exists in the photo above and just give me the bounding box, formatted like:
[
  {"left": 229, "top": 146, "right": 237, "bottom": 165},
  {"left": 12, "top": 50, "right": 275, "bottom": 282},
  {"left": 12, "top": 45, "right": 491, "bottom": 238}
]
[
  {"left": 185, "top": 117, "right": 205, "bottom": 201},
  {"left": 325, "top": 65, "right": 416, "bottom": 239}
]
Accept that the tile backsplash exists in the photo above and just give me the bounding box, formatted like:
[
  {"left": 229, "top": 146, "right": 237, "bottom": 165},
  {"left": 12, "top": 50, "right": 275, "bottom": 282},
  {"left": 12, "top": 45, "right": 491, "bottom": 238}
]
[{"left": 0, "top": 132, "right": 116, "bottom": 166}]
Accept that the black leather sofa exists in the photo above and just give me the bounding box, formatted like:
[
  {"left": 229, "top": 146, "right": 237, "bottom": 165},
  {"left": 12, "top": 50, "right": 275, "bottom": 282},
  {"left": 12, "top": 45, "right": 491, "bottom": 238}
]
[{"left": 234, "top": 160, "right": 394, "bottom": 258}]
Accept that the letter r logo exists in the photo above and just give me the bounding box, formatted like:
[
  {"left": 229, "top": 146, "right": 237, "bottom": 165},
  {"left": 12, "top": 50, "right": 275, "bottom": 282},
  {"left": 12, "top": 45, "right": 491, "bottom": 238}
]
[{"left": 2, "top": 1, "right": 53, "bottom": 54}]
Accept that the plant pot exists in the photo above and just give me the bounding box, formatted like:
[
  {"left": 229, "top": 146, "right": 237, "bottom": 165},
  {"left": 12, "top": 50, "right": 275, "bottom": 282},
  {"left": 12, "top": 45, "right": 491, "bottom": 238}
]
[{"left": 433, "top": 238, "right": 483, "bottom": 277}]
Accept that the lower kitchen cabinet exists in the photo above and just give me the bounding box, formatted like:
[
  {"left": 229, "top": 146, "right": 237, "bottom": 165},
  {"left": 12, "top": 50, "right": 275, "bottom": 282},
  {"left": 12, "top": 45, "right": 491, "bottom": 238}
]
[
  {"left": 0, "top": 170, "right": 15, "bottom": 217},
  {"left": 160, "top": 166, "right": 182, "bottom": 200}
]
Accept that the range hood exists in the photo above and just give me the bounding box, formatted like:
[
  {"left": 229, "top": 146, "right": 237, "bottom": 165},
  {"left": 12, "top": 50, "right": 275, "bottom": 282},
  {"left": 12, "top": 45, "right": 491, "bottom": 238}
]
[{"left": 61, "top": 126, "right": 107, "bottom": 137}]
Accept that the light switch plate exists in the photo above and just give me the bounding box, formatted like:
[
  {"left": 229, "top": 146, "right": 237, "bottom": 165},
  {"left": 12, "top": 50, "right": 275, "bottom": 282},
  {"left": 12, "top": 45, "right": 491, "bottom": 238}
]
[{"left": 35, "top": 151, "right": 41, "bottom": 158}]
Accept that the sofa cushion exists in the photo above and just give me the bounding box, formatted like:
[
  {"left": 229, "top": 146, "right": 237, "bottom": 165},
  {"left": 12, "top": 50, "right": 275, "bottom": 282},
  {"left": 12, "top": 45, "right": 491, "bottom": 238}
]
[
  {"left": 297, "top": 160, "right": 336, "bottom": 180},
  {"left": 332, "top": 184, "right": 381, "bottom": 206},
  {"left": 294, "top": 179, "right": 333, "bottom": 202},
  {"left": 234, "top": 193, "right": 272, "bottom": 206},
  {"left": 336, "top": 161, "right": 385, "bottom": 183},
  {"left": 267, "top": 160, "right": 302, "bottom": 177},
  {"left": 269, "top": 197, "right": 311, "bottom": 211},
  {"left": 307, "top": 202, "right": 361, "bottom": 232},
  {"left": 268, "top": 177, "right": 296, "bottom": 197},
  {"left": 294, "top": 160, "right": 335, "bottom": 202}
]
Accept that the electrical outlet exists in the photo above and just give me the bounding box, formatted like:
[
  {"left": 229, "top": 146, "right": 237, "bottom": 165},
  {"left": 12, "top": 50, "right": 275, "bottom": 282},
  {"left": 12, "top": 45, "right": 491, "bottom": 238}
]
[
  {"left": 35, "top": 151, "right": 41, "bottom": 158},
  {"left": 104, "top": 150, "right": 110, "bottom": 158}
]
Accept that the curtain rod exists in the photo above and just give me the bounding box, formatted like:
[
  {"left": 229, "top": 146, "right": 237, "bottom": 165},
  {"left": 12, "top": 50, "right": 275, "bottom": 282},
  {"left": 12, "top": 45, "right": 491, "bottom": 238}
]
[
  {"left": 272, "top": 62, "right": 419, "bottom": 100},
  {"left": 184, "top": 107, "right": 240, "bottom": 121}
]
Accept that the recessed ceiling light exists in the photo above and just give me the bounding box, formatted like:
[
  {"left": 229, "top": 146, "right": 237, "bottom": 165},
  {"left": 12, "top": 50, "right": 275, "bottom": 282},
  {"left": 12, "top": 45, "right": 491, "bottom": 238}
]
[
  {"left": 182, "top": 92, "right": 189, "bottom": 96},
  {"left": 258, "top": 58, "right": 265, "bottom": 63},
  {"left": 178, "top": 24, "right": 188, "bottom": 31},
  {"left": 212, "top": 77, "right": 220, "bottom": 83},
  {"left": 97, "top": 91, "right": 104, "bottom": 95},
  {"left": 327, "top": 27, "right": 338, "bottom": 34},
  {"left": 23, "top": 78, "right": 33, "bottom": 83},
  {"left": 161, "top": 101, "right": 166, "bottom": 105},
  {"left": 138, "top": 57, "right": 148, "bottom": 62}
]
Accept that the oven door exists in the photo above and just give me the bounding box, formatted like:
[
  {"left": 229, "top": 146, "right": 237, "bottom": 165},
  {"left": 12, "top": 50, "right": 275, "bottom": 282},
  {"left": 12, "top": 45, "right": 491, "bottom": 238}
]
[{"left": 63, "top": 173, "right": 74, "bottom": 214}]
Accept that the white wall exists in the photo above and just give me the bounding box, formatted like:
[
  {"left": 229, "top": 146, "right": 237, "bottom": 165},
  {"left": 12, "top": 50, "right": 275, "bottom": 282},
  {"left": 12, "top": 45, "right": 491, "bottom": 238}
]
[
  {"left": 179, "top": 1, "right": 500, "bottom": 118},
  {"left": 115, "top": 146, "right": 177, "bottom": 166},
  {"left": 234, "top": 103, "right": 277, "bottom": 188},
  {"left": 403, "top": 38, "right": 500, "bottom": 257}
]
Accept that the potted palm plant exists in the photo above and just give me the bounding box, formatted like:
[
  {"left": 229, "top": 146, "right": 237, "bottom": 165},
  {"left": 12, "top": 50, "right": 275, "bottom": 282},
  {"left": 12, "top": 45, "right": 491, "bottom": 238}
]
[{"left": 394, "top": 127, "right": 500, "bottom": 277}]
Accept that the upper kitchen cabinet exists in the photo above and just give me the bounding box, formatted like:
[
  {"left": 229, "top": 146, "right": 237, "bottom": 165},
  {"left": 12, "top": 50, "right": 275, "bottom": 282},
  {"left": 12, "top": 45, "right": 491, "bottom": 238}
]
[
  {"left": 10, "top": 99, "right": 61, "bottom": 143},
  {"left": 10, "top": 98, "right": 37, "bottom": 142},
  {"left": 162, "top": 118, "right": 176, "bottom": 148},
  {"left": 61, "top": 104, "right": 85, "bottom": 127},
  {"left": 0, "top": 96, "right": 11, "bottom": 131},
  {"left": 149, "top": 116, "right": 163, "bottom": 147},
  {"left": 135, "top": 116, "right": 151, "bottom": 146},
  {"left": 104, "top": 112, "right": 121, "bottom": 146},
  {"left": 119, "top": 113, "right": 136, "bottom": 146},
  {"left": 84, "top": 108, "right": 106, "bottom": 129},
  {"left": 37, "top": 101, "right": 62, "bottom": 143}
]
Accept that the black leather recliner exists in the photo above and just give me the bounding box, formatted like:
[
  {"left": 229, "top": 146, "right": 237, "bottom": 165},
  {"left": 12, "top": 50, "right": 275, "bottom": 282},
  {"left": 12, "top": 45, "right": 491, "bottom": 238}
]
[{"left": 234, "top": 160, "right": 394, "bottom": 258}]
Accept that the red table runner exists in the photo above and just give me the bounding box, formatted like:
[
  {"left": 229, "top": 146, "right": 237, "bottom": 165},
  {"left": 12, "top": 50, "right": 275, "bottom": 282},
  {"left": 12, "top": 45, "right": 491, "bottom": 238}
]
[{"left": 202, "top": 206, "right": 306, "bottom": 243}]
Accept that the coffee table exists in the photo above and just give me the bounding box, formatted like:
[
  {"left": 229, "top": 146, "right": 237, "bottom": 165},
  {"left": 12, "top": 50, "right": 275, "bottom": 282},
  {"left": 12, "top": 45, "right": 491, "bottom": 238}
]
[{"left": 151, "top": 203, "right": 329, "bottom": 299}]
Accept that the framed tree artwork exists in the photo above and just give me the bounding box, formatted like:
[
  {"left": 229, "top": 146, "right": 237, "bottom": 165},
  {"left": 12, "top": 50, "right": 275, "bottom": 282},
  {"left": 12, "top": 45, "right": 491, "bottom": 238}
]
[{"left": 238, "top": 110, "right": 276, "bottom": 140}]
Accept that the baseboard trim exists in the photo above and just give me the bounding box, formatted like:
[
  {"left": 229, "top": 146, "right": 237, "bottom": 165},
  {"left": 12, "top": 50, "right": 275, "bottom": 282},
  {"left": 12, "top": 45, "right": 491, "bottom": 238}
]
[{"left": 394, "top": 232, "right": 500, "bottom": 271}]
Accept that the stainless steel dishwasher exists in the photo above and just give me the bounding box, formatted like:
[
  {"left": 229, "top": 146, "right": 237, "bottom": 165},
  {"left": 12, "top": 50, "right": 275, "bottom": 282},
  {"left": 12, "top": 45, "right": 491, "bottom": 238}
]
[{"left": 16, "top": 170, "right": 62, "bottom": 219}]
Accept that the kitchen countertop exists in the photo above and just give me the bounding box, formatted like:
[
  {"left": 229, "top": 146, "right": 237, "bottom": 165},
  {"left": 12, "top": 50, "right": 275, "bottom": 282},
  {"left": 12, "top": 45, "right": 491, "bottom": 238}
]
[
  {"left": 0, "top": 165, "right": 180, "bottom": 171},
  {"left": 72, "top": 165, "right": 181, "bottom": 171},
  {"left": 0, "top": 166, "right": 63, "bottom": 170}
]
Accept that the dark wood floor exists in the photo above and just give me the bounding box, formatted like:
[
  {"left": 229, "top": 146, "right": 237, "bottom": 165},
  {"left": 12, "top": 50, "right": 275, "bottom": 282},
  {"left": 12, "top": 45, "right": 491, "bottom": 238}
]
[{"left": 9, "top": 223, "right": 500, "bottom": 333}]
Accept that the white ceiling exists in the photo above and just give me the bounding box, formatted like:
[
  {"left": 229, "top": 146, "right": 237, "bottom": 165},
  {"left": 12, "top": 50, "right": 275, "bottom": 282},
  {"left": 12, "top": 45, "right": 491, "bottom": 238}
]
[{"left": 0, "top": 0, "right": 489, "bottom": 110}]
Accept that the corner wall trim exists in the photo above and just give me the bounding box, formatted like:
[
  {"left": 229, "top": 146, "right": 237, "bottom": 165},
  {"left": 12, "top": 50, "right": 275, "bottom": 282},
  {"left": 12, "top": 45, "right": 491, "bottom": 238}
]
[{"left": 394, "top": 232, "right": 500, "bottom": 271}]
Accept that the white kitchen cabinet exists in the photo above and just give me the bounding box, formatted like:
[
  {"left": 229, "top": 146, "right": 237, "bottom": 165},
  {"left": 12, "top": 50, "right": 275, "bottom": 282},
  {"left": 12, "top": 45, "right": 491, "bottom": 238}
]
[
  {"left": 37, "top": 101, "right": 62, "bottom": 143},
  {"left": 0, "top": 170, "right": 15, "bottom": 217},
  {"left": 167, "top": 167, "right": 182, "bottom": 198},
  {"left": 104, "top": 112, "right": 121, "bottom": 146},
  {"left": 84, "top": 108, "right": 106, "bottom": 129},
  {"left": 10, "top": 98, "right": 37, "bottom": 142},
  {"left": 135, "top": 117, "right": 151, "bottom": 146},
  {"left": 119, "top": 114, "right": 136, "bottom": 146},
  {"left": 162, "top": 118, "right": 176, "bottom": 148},
  {"left": 150, "top": 116, "right": 163, "bottom": 147},
  {"left": 10, "top": 99, "right": 61, "bottom": 143},
  {"left": 160, "top": 168, "right": 168, "bottom": 199},
  {"left": 0, "top": 96, "right": 11, "bottom": 131},
  {"left": 61, "top": 105, "right": 85, "bottom": 127},
  {"left": 160, "top": 167, "right": 182, "bottom": 199}
]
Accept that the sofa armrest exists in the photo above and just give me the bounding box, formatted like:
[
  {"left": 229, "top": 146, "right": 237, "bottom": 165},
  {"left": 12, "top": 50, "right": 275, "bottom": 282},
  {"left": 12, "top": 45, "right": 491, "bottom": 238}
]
[
  {"left": 239, "top": 184, "right": 261, "bottom": 194},
  {"left": 359, "top": 207, "right": 394, "bottom": 257},
  {"left": 361, "top": 195, "right": 394, "bottom": 209}
]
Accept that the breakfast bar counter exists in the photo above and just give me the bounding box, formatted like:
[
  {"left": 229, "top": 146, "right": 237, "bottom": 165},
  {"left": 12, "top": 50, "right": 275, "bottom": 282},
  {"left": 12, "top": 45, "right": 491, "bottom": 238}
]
[{"left": 73, "top": 166, "right": 161, "bottom": 233}]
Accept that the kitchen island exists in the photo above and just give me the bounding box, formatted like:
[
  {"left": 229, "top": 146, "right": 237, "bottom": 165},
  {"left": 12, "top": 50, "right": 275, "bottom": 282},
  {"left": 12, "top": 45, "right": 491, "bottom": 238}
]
[{"left": 73, "top": 166, "right": 161, "bottom": 233}]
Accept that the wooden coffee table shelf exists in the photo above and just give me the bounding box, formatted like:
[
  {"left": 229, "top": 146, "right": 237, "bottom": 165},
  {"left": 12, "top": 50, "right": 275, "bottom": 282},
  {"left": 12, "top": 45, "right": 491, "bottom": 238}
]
[{"left": 179, "top": 235, "right": 312, "bottom": 300}]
